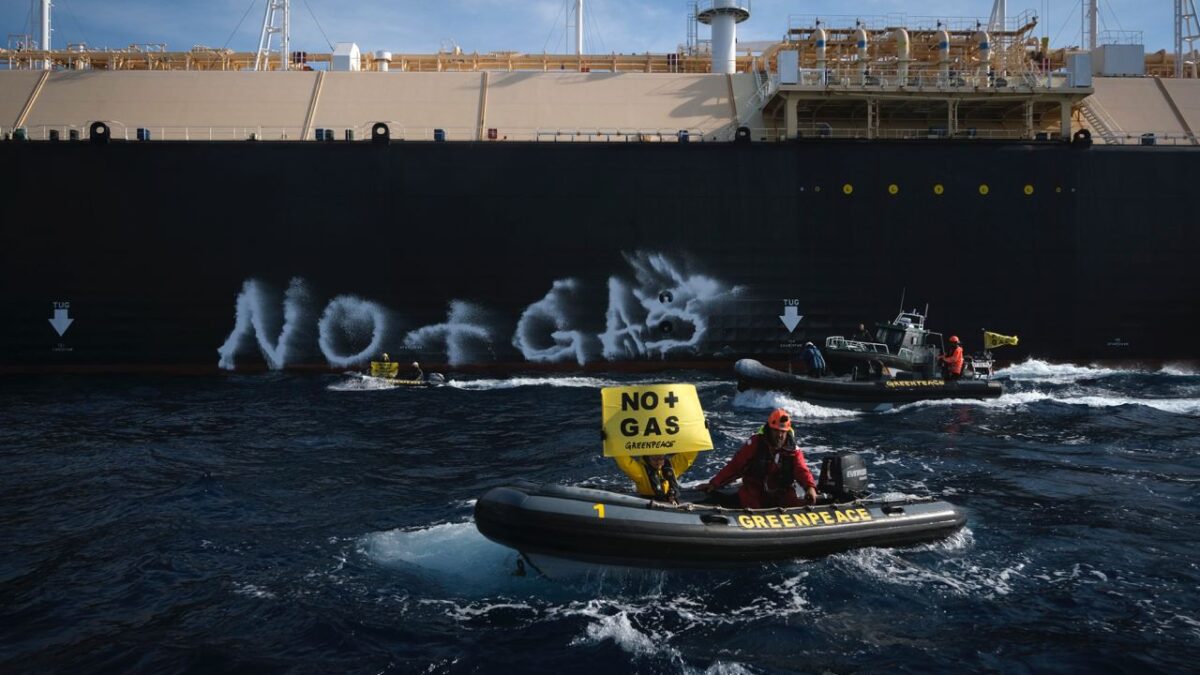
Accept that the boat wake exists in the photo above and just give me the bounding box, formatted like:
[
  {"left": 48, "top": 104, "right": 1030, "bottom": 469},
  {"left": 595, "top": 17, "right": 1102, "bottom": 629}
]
[
  {"left": 831, "top": 540, "right": 1027, "bottom": 599},
  {"left": 888, "top": 389, "right": 1200, "bottom": 416},
  {"left": 997, "top": 358, "right": 1200, "bottom": 382},
  {"left": 731, "top": 389, "right": 860, "bottom": 421},
  {"left": 326, "top": 373, "right": 401, "bottom": 392},
  {"left": 358, "top": 521, "right": 531, "bottom": 595},
  {"left": 447, "top": 376, "right": 620, "bottom": 390}
]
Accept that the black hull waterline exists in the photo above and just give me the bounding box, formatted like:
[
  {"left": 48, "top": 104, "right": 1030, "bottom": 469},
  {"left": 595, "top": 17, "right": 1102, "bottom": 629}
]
[
  {"left": 3, "top": 138, "right": 1199, "bottom": 372},
  {"left": 473, "top": 482, "right": 967, "bottom": 568},
  {"left": 735, "top": 358, "right": 1003, "bottom": 410}
]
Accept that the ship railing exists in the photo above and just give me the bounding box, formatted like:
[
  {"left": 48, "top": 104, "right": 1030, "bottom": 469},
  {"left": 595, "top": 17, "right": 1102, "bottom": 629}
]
[
  {"left": 12, "top": 122, "right": 308, "bottom": 141},
  {"left": 1, "top": 123, "right": 89, "bottom": 141},
  {"left": 825, "top": 336, "right": 892, "bottom": 355},
  {"left": 28, "top": 122, "right": 1200, "bottom": 145},
  {"left": 533, "top": 127, "right": 709, "bottom": 142},
  {"left": 742, "top": 125, "right": 1041, "bottom": 141},
  {"left": 788, "top": 12, "right": 1038, "bottom": 34},
  {"left": 96, "top": 121, "right": 308, "bottom": 141},
  {"left": 1079, "top": 96, "right": 1122, "bottom": 144},
  {"left": 741, "top": 71, "right": 778, "bottom": 127},
  {"left": 784, "top": 65, "right": 1068, "bottom": 91},
  {"left": 1091, "top": 131, "right": 1200, "bottom": 146}
]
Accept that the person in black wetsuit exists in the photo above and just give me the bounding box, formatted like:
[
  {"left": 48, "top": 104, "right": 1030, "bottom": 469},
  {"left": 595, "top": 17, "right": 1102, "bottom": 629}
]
[{"left": 852, "top": 323, "right": 873, "bottom": 343}]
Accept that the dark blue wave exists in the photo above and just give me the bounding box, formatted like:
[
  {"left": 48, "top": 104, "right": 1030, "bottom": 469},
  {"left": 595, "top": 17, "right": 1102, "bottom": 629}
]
[{"left": 1, "top": 367, "right": 1197, "bottom": 674}]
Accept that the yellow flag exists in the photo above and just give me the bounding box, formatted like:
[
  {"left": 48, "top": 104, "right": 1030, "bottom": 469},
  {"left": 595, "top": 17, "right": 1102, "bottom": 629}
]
[
  {"left": 601, "top": 384, "right": 714, "bottom": 457},
  {"left": 983, "top": 331, "right": 1019, "bottom": 350}
]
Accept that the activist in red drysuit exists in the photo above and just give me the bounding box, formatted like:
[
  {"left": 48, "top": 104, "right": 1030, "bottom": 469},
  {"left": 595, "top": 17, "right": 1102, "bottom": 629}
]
[
  {"left": 940, "top": 335, "right": 964, "bottom": 379},
  {"left": 701, "top": 408, "right": 818, "bottom": 509}
]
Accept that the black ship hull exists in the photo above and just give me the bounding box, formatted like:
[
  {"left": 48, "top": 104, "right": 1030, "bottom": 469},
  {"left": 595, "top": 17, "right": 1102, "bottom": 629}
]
[{"left": 2, "top": 138, "right": 1197, "bottom": 372}]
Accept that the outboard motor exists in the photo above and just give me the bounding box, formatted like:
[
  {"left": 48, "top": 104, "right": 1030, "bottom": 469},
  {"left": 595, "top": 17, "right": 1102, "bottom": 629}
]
[{"left": 817, "top": 453, "right": 869, "bottom": 502}]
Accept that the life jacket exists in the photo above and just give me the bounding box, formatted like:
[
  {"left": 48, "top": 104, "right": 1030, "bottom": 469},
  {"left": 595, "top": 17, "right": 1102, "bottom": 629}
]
[
  {"left": 748, "top": 432, "right": 797, "bottom": 492},
  {"left": 641, "top": 457, "right": 682, "bottom": 502},
  {"left": 943, "top": 345, "right": 963, "bottom": 375}
]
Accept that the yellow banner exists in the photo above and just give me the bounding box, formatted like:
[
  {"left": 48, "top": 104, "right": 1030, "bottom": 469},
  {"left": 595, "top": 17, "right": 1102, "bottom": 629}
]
[
  {"left": 601, "top": 384, "right": 713, "bottom": 457},
  {"left": 983, "top": 331, "right": 1019, "bottom": 350},
  {"left": 370, "top": 361, "right": 400, "bottom": 378}
]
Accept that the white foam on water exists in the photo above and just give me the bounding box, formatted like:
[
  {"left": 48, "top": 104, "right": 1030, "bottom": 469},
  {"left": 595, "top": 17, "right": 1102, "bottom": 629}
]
[
  {"left": 418, "top": 598, "right": 537, "bottom": 623},
  {"left": 559, "top": 597, "right": 764, "bottom": 672},
  {"left": 905, "top": 527, "right": 975, "bottom": 553},
  {"left": 832, "top": 532, "right": 1024, "bottom": 599},
  {"left": 358, "top": 521, "right": 519, "bottom": 587},
  {"left": 1037, "top": 562, "right": 1121, "bottom": 587},
  {"left": 447, "top": 376, "right": 619, "bottom": 390},
  {"left": 890, "top": 390, "right": 1200, "bottom": 416},
  {"left": 1057, "top": 395, "right": 1200, "bottom": 415},
  {"left": 731, "top": 390, "right": 860, "bottom": 421},
  {"left": 1161, "top": 363, "right": 1200, "bottom": 376},
  {"left": 1173, "top": 613, "right": 1200, "bottom": 640},
  {"left": 699, "top": 663, "right": 757, "bottom": 675},
  {"left": 326, "top": 373, "right": 400, "bottom": 392},
  {"left": 571, "top": 607, "right": 663, "bottom": 657},
  {"left": 232, "top": 582, "right": 276, "bottom": 599},
  {"left": 996, "top": 358, "right": 1138, "bottom": 382}
]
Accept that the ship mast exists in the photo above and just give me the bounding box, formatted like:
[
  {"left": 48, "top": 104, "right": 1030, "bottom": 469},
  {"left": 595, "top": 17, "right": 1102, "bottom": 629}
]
[
  {"left": 38, "top": 0, "right": 52, "bottom": 69},
  {"left": 255, "top": 0, "right": 291, "bottom": 72},
  {"left": 577, "top": 0, "right": 584, "bottom": 55},
  {"left": 1177, "top": 0, "right": 1200, "bottom": 77},
  {"left": 1082, "top": 0, "right": 1099, "bottom": 52},
  {"left": 568, "top": 0, "right": 584, "bottom": 55}
]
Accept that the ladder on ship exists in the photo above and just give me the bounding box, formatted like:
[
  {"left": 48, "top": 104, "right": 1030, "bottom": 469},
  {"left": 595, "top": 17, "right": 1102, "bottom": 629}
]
[{"left": 1079, "top": 96, "right": 1121, "bottom": 144}]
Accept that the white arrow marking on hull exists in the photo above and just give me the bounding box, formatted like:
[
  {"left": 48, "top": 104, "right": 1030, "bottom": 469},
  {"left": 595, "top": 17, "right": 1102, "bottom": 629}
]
[
  {"left": 779, "top": 305, "right": 803, "bottom": 333},
  {"left": 49, "top": 308, "right": 74, "bottom": 337}
]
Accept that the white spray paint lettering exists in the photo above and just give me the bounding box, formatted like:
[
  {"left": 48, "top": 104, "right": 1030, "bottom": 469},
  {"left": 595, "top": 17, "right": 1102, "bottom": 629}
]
[
  {"left": 403, "top": 301, "right": 492, "bottom": 366},
  {"left": 217, "top": 277, "right": 313, "bottom": 370},
  {"left": 317, "top": 295, "right": 389, "bottom": 368},
  {"left": 512, "top": 279, "right": 595, "bottom": 365},
  {"left": 599, "top": 277, "right": 646, "bottom": 361},
  {"left": 217, "top": 252, "right": 740, "bottom": 369}
]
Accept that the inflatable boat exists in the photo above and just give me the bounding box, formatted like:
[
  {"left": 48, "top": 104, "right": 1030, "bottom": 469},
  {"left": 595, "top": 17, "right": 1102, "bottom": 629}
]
[
  {"left": 365, "top": 360, "right": 446, "bottom": 387},
  {"left": 736, "top": 358, "right": 1002, "bottom": 411},
  {"left": 474, "top": 481, "right": 966, "bottom": 570}
]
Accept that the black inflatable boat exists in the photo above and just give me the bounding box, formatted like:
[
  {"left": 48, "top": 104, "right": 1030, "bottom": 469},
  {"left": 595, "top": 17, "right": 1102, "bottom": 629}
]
[
  {"left": 474, "top": 482, "right": 965, "bottom": 570},
  {"left": 736, "top": 358, "right": 1003, "bottom": 411}
]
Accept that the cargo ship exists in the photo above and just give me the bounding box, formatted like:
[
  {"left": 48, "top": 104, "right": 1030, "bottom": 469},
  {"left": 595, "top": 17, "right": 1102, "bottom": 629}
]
[{"left": 2, "top": 1, "right": 1198, "bottom": 373}]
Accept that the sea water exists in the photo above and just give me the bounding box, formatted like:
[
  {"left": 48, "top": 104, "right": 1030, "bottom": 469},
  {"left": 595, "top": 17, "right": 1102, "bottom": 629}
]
[{"left": 1, "top": 360, "right": 1198, "bottom": 673}]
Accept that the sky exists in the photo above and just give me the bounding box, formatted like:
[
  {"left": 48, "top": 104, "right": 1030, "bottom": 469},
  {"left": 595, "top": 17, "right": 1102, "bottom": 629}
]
[{"left": 0, "top": 1, "right": 1180, "bottom": 56}]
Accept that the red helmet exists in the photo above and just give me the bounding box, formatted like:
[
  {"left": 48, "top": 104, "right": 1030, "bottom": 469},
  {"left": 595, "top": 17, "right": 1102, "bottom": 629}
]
[
  {"left": 948, "top": 335, "right": 960, "bottom": 344},
  {"left": 767, "top": 408, "right": 792, "bottom": 431}
]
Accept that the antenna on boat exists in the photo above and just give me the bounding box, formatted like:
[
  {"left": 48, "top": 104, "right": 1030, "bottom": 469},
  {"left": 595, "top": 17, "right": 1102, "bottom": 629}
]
[
  {"left": 899, "top": 288, "right": 906, "bottom": 314},
  {"left": 255, "top": 0, "right": 291, "bottom": 72}
]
